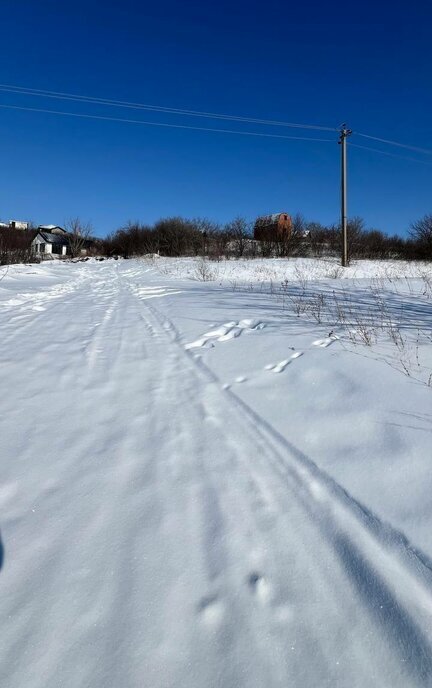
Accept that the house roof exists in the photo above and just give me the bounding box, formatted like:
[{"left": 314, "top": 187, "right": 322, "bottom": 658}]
[
  {"left": 38, "top": 224, "right": 65, "bottom": 231},
  {"left": 35, "top": 231, "right": 70, "bottom": 245},
  {"left": 255, "top": 213, "right": 289, "bottom": 226}
]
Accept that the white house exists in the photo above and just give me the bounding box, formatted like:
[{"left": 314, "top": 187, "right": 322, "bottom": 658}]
[{"left": 32, "top": 231, "right": 70, "bottom": 257}]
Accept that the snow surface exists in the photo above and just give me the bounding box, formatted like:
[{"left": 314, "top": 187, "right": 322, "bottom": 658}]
[{"left": 1, "top": 257, "right": 432, "bottom": 687}]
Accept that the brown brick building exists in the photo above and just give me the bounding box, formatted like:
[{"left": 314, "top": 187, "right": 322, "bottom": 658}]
[{"left": 254, "top": 213, "right": 292, "bottom": 242}]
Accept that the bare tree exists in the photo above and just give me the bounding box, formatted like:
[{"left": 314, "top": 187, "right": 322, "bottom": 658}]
[
  {"left": 225, "top": 217, "right": 251, "bottom": 258},
  {"left": 409, "top": 214, "right": 432, "bottom": 258},
  {"left": 306, "top": 221, "right": 328, "bottom": 257},
  {"left": 65, "top": 217, "right": 93, "bottom": 258},
  {"left": 153, "top": 217, "right": 201, "bottom": 256},
  {"left": 190, "top": 218, "right": 225, "bottom": 259}
]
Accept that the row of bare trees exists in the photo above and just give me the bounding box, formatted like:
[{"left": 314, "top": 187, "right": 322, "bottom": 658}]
[
  {"left": 103, "top": 217, "right": 250, "bottom": 259},
  {"left": 102, "top": 213, "right": 432, "bottom": 262},
  {"left": 2, "top": 213, "right": 432, "bottom": 264},
  {"left": 309, "top": 215, "right": 432, "bottom": 262},
  {"left": 0, "top": 227, "right": 36, "bottom": 265},
  {"left": 103, "top": 215, "right": 310, "bottom": 259}
]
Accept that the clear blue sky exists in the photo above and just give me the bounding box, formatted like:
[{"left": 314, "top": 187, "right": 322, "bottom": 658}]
[{"left": 1, "top": 0, "right": 431, "bottom": 237}]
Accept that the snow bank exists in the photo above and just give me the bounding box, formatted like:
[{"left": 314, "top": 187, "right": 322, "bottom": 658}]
[{"left": 144, "top": 255, "right": 432, "bottom": 283}]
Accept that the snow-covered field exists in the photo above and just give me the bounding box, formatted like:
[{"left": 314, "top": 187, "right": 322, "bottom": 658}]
[{"left": 1, "top": 257, "right": 432, "bottom": 687}]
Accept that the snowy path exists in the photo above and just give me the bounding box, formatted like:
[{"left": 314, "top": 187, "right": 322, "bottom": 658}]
[{"left": 1, "top": 262, "right": 432, "bottom": 687}]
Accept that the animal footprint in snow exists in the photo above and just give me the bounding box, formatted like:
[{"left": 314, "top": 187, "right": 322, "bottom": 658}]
[
  {"left": 272, "top": 359, "right": 290, "bottom": 373},
  {"left": 312, "top": 334, "right": 339, "bottom": 348},
  {"left": 265, "top": 351, "right": 303, "bottom": 373},
  {"left": 204, "top": 322, "right": 237, "bottom": 339},
  {"left": 238, "top": 318, "right": 265, "bottom": 331},
  {"left": 197, "top": 595, "right": 224, "bottom": 626},
  {"left": 218, "top": 327, "right": 242, "bottom": 342},
  {"left": 185, "top": 319, "right": 265, "bottom": 350},
  {"left": 247, "top": 572, "right": 271, "bottom": 604},
  {"left": 218, "top": 319, "right": 264, "bottom": 341},
  {"left": 185, "top": 338, "right": 215, "bottom": 350}
]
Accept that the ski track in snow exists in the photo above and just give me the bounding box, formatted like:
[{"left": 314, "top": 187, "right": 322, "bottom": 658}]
[{"left": 0, "top": 261, "right": 432, "bottom": 688}]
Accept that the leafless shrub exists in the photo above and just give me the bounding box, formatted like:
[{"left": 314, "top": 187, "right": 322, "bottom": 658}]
[
  {"left": 293, "top": 265, "right": 308, "bottom": 291},
  {"left": 347, "top": 321, "right": 377, "bottom": 346},
  {"left": 418, "top": 270, "right": 432, "bottom": 298},
  {"left": 307, "top": 293, "right": 326, "bottom": 323},
  {"left": 325, "top": 266, "right": 344, "bottom": 279},
  {"left": 193, "top": 258, "right": 216, "bottom": 282}
]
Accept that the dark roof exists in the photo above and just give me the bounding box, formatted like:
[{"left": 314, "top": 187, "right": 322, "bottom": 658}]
[
  {"left": 36, "top": 231, "right": 70, "bottom": 245},
  {"left": 38, "top": 225, "right": 66, "bottom": 232}
]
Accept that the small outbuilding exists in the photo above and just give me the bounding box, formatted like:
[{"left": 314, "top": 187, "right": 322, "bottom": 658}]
[{"left": 32, "top": 231, "right": 70, "bottom": 257}]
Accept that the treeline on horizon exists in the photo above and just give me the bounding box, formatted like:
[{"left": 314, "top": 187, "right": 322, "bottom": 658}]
[
  {"left": 102, "top": 214, "right": 432, "bottom": 262},
  {"left": 1, "top": 213, "right": 432, "bottom": 264}
]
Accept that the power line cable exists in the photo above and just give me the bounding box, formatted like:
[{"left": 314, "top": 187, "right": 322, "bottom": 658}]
[
  {"left": 354, "top": 132, "right": 432, "bottom": 156},
  {"left": 0, "top": 83, "right": 338, "bottom": 132},
  {"left": 349, "top": 141, "right": 432, "bottom": 166},
  {"left": 2, "top": 85, "right": 430, "bottom": 156},
  {"left": 0, "top": 103, "right": 335, "bottom": 142},
  {"left": 2, "top": 86, "right": 431, "bottom": 168}
]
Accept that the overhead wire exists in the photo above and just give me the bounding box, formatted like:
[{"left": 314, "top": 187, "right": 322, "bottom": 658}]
[
  {"left": 0, "top": 103, "right": 336, "bottom": 142},
  {"left": 354, "top": 132, "right": 432, "bottom": 156},
  {"left": 348, "top": 141, "right": 432, "bottom": 166},
  {"left": 0, "top": 84, "right": 431, "bottom": 165},
  {"left": 0, "top": 83, "right": 338, "bottom": 132}
]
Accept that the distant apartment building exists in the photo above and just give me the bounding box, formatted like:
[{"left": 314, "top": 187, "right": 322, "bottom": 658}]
[
  {"left": 4, "top": 220, "right": 30, "bottom": 230},
  {"left": 11, "top": 220, "right": 29, "bottom": 230}
]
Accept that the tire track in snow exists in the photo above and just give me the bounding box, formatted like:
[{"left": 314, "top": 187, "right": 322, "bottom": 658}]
[
  {"left": 0, "top": 269, "right": 100, "bottom": 351},
  {"left": 0, "top": 270, "right": 197, "bottom": 687},
  {"left": 136, "top": 278, "right": 432, "bottom": 687}
]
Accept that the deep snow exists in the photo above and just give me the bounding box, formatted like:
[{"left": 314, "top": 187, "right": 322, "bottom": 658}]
[{"left": 0, "top": 257, "right": 432, "bottom": 688}]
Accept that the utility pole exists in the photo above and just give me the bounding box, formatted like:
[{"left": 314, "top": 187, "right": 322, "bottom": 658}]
[{"left": 339, "top": 124, "right": 352, "bottom": 267}]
